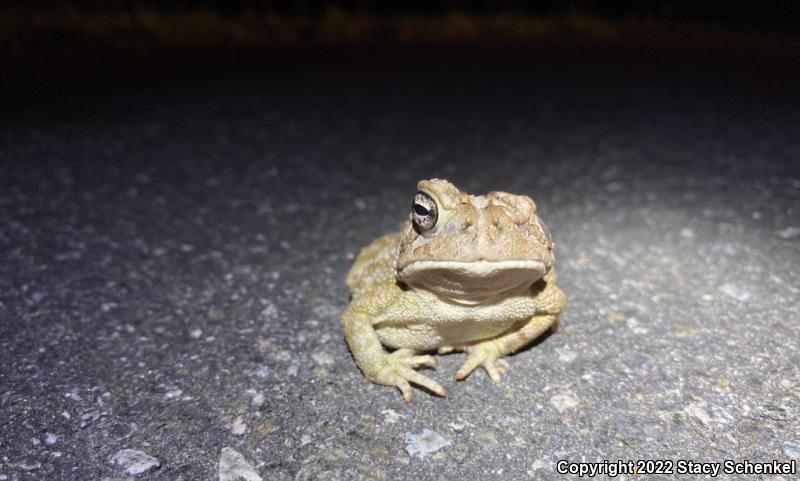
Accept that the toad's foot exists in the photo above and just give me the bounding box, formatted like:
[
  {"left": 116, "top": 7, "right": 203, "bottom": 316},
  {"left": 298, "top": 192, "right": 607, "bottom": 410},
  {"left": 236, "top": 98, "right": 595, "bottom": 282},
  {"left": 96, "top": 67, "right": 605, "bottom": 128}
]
[
  {"left": 455, "top": 341, "right": 511, "bottom": 384},
  {"left": 376, "top": 349, "right": 447, "bottom": 402}
]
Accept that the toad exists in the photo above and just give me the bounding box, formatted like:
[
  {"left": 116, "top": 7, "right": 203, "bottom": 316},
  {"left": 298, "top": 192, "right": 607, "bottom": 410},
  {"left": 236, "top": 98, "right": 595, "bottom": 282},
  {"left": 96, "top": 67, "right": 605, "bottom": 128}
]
[{"left": 342, "top": 179, "right": 566, "bottom": 402}]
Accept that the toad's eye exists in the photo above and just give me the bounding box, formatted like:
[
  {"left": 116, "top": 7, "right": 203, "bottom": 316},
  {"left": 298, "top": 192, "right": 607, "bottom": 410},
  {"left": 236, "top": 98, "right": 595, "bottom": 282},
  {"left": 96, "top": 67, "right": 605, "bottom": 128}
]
[{"left": 411, "top": 191, "right": 438, "bottom": 233}]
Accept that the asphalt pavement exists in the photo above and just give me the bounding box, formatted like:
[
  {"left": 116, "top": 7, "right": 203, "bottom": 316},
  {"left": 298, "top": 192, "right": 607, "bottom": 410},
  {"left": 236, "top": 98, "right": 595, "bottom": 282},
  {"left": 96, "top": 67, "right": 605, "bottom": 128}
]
[{"left": 1, "top": 44, "right": 799, "bottom": 480}]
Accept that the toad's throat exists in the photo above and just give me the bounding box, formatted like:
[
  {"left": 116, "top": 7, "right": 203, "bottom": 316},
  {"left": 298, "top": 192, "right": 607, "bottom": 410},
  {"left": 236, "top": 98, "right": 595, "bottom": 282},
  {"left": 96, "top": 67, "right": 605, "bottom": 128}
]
[{"left": 397, "top": 259, "right": 546, "bottom": 301}]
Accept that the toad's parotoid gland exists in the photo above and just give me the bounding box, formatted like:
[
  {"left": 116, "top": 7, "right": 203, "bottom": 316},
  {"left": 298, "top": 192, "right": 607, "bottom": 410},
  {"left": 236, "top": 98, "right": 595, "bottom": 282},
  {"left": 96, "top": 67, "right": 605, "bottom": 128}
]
[{"left": 342, "top": 179, "right": 566, "bottom": 402}]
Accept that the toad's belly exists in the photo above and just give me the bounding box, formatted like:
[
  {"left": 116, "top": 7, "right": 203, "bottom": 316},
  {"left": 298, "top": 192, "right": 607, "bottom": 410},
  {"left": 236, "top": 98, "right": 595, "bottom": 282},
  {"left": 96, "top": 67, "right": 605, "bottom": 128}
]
[
  {"left": 372, "top": 289, "right": 538, "bottom": 351},
  {"left": 376, "top": 320, "right": 517, "bottom": 351}
]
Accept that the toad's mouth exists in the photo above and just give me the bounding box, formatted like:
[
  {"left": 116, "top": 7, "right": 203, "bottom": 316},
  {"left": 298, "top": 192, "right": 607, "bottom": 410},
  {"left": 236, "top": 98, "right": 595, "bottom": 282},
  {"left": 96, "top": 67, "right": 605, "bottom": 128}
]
[{"left": 397, "top": 259, "right": 546, "bottom": 300}]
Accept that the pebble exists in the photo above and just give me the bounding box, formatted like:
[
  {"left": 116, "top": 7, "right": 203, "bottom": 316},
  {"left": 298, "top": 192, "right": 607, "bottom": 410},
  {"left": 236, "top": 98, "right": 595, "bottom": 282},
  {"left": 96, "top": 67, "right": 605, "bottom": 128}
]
[
  {"left": 64, "top": 391, "right": 82, "bottom": 402},
  {"left": 381, "top": 409, "right": 404, "bottom": 424},
  {"left": 531, "top": 459, "right": 547, "bottom": 471},
  {"left": 686, "top": 402, "right": 711, "bottom": 425},
  {"left": 404, "top": 429, "right": 450, "bottom": 460},
  {"left": 555, "top": 346, "right": 578, "bottom": 364},
  {"left": 550, "top": 390, "right": 579, "bottom": 413},
  {"left": 248, "top": 390, "right": 265, "bottom": 407},
  {"left": 164, "top": 389, "right": 183, "bottom": 399},
  {"left": 7, "top": 458, "right": 41, "bottom": 471},
  {"left": 449, "top": 421, "right": 467, "bottom": 432},
  {"left": 777, "top": 227, "right": 800, "bottom": 239},
  {"left": 219, "top": 447, "right": 262, "bottom": 481},
  {"left": 626, "top": 317, "right": 650, "bottom": 335},
  {"left": 474, "top": 431, "right": 499, "bottom": 451},
  {"left": 260, "top": 302, "right": 279, "bottom": 320},
  {"left": 718, "top": 283, "right": 752, "bottom": 302},
  {"left": 781, "top": 440, "right": 800, "bottom": 459},
  {"left": 230, "top": 415, "right": 247, "bottom": 435},
  {"left": 311, "top": 351, "right": 335, "bottom": 366},
  {"left": 109, "top": 449, "right": 161, "bottom": 476}
]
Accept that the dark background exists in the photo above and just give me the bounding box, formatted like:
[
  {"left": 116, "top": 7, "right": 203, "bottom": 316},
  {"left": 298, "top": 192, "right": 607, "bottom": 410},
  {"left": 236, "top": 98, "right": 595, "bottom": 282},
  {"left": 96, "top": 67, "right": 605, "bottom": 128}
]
[{"left": 7, "top": 0, "right": 800, "bottom": 31}]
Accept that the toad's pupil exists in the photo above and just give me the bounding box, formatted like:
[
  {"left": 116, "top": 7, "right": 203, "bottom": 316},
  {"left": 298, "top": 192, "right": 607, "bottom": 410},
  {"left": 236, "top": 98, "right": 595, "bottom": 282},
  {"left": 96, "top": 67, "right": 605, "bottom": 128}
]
[{"left": 413, "top": 204, "right": 429, "bottom": 216}]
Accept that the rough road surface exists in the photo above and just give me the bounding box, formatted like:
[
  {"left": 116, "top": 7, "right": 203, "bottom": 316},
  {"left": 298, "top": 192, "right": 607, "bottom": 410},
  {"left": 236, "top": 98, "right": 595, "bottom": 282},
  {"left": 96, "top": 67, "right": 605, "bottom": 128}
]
[{"left": 1, "top": 45, "right": 799, "bottom": 480}]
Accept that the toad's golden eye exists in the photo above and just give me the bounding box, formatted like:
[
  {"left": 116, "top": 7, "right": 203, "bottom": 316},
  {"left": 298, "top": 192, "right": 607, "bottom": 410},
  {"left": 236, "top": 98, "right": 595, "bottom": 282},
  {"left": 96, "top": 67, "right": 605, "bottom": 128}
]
[{"left": 411, "top": 191, "right": 437, "bottom": 233}]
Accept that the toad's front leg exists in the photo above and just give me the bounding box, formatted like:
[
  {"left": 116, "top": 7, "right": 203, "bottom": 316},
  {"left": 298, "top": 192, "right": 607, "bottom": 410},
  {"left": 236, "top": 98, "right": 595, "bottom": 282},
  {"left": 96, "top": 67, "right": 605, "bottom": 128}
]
[
  {"left": 341, "top": 290, "right": 447, "bottom": 402},
  {"left": 457, "top": 277, "right": 566, "bottom": 383},
  {"left": 455, "top": 313, "right": 557, "bottom": 383}
]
